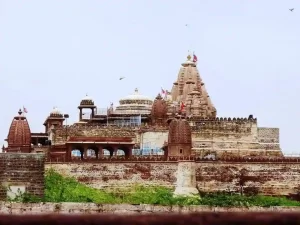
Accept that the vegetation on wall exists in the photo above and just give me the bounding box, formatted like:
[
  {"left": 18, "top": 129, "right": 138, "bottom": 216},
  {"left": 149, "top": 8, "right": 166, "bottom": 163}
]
[{"left": 10, "top": 169, "right": 300, "bottom": 207}]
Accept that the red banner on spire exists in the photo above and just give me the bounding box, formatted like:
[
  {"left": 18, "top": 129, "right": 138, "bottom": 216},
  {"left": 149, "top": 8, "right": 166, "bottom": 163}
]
[
  {"left": 161, "top": 87, "right": 166, "bottom": 95},
  {"left": 193, "top": 54, "right": 198, "bottom": 63},
  {"left": 180, "top": 101, "right": 185, "bottom": 111},
  {"left": 23, "top": 106, "right": 28, "bottom": 113}
]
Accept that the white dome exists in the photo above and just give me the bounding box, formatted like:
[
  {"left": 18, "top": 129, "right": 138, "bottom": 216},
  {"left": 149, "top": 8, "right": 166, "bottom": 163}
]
[
  {"left": 81, "top": 94, "right": 93, "bottom": 101},
  {"left": 50, "top": 107, "right": 62, "bottom": 115},
  {"left": 119, "top": 88, "right": 153, "bottom": 102}
]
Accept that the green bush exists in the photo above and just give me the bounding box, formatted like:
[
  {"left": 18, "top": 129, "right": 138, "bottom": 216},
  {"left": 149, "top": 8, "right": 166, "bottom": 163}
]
[
  {"left": 9, "top": 169, "right": 300, "bottom": 207},
  {"left": 199, "top": 192, "right": 300, "bottom": 207}
]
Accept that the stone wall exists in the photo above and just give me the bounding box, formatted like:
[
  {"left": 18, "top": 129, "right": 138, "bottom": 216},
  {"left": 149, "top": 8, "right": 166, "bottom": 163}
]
[
  {"left": 47, "top": 161, "right": 300, "bottom": 196},
  {"left": 1, "top": 202, "right": 300, "bottom": 214},
  {"left": 0, "top": 153, "right": 45, "bottom": 200},
  {"left": 196, "top": 162, "right": 300, "bottom": 196},
  {"left": 46, "top": 162, "right": 177, "bottom": 189},
  {"left": 140, "top": 131, "right": 168, "bottom": 151},
  {"left": 191, "top": 120, "right": 262, "bottom": 157},
  {"left": 258, "top": 127, "right": 281, "bottom": 151}
]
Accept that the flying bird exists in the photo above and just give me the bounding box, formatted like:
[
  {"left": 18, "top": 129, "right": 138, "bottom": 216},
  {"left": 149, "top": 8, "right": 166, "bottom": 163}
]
[
  {"left": 119, "top": 77, "right": 125, "bottom": 80},
  {"left": 289, "top": 8, "right": 294, "bottom": 12}
]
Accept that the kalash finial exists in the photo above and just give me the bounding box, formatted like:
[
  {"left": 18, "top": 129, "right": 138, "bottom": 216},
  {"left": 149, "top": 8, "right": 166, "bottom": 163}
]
[{"left": 187, "top": 54, "right": 192, "bottom": 61}]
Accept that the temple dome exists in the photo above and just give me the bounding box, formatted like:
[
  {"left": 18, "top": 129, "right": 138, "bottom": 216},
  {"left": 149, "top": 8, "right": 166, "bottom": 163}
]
[
  {"left": 80, "top": 94, "right": 94, "bottom": 106},
  {"left": 151, "top": 94, "right": 167, "bottom": 119},
  {"left": 6, "top": 109, "right": 31, "bottom": 153},
  {"left": 114, "top": 88, "right": 153, "bottom": 115},
  {"left": 119, "top": 88, "right": 153, "bottom": 102},
  {"left": 168, "top": 118, "right": 192, "bottom": 144}
]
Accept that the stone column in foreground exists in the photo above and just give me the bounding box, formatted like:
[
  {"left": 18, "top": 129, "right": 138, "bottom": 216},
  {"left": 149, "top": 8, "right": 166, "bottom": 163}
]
[{"left": 174, "top": 160, "right": 199, "bottom": 196}]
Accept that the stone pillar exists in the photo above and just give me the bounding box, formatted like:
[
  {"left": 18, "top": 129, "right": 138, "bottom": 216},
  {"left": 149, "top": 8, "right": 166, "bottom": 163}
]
[
  {"left": 98, "top": 146, "right": 103, "bottom": 159},
  {"left": 174, "top": 160, "right": 199, "bottom": 197},
  {"left": 113, "top": 146, "right": 118, "bottom": 156},
  {"left": 83, "top": 146, "right": 88, "bottom": 159},
  {"left": 91, "top": 108, "right": 95, "bottom": 118},
  {"left": 126, "top": 147, "right": 133, "bottom": 158},
  {"left": 66, "top": 145, "right": 72, "bottom": 162},
  {"left": 79, "top": 108, "right": 82, "bottom": 121}
]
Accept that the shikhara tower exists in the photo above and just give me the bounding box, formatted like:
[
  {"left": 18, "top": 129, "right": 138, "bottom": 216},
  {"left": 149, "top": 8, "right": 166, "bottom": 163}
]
[{"left": 170, "top": 54, "right": 216, "bottom": 118}]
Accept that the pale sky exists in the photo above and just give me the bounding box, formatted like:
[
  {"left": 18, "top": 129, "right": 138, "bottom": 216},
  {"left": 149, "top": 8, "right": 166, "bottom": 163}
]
[{"left": 0, "top": 1, "right": 299, "bottom": 154}]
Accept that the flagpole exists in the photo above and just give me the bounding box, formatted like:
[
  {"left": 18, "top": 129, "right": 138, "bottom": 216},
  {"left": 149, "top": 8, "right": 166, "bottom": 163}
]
[{"left": 107, "top": 107, "right": 108, "bottom": 126}]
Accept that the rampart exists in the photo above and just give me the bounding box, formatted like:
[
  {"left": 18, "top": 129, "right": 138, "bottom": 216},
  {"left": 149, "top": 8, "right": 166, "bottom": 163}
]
[{"left": 46, "top": 159, "right": 300, "bottom": 196}]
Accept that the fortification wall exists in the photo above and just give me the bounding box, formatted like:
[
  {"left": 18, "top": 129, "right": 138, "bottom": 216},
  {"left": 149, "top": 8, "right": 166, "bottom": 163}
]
[
  {"left": 258, "top": 127, "right": 281, "bottom": 151},
  {"left": 0, "top": 153, "right": 45, "bottom": 200},
  {"left": 191, "top": 119, "right": 262, "bottom": 156},
  {"left": 196, "top": 162, "right": 300, "bottom": 196},
  {"left": 190, "top": 119, "right": 282, "bottom": 157},
  {"left": 47, "top": 161, "right": 300, "bottom": 196},
  {"left": 46, "top": 162, "right": 177, "bottom": 189}
]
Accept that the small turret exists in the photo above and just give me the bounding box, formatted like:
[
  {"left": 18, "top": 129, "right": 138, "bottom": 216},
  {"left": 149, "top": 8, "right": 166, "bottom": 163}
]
[{"left": 151, "top": 93, "right": 168, "bottom": 126}]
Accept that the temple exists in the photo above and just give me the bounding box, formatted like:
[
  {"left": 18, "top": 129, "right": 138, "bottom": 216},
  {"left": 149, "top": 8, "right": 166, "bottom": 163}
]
[{"left": 3, "top": 54, "right": 282, "bottom": 160}]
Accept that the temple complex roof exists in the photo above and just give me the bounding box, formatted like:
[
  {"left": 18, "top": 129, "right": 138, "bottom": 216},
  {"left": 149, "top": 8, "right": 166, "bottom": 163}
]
[
  {"left": 6, "top": 109, "right": 31, "bottom": 153},
  {"left": 114, "top": 88, "right": 153, "bottom": 115}
]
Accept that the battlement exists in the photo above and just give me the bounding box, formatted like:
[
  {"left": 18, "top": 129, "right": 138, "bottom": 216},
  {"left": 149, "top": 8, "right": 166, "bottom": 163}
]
[
  {"left": 190, "top": 116, "right": 256, "bottom": 134},
  {"left": 189, "top": 116, "right": 257, "bottom": 122}
]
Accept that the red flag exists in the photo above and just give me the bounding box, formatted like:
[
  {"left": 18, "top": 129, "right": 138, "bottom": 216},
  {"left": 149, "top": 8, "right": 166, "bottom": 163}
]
[
  {"left": 161, "top": 87, "right": 166, "bottom": 95},
  {"left": 180, "top": 101, "right": 185, "bottom": 111},
  {"left": 23, "top": 106, "right": 28, "bottom": 113},
  {"left": 193, "top": 54, "right": 198, "bottom": 63}
]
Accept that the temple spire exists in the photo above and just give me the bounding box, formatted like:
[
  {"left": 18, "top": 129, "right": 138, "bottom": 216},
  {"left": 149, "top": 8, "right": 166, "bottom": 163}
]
[{"left": 169, "top": 54, "right": 216, "bottom": 118}]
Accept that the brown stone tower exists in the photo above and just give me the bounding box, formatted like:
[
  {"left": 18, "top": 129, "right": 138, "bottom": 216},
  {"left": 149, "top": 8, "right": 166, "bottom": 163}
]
[
  {"left": 151, "top": 93, "right": 168, "bottom": 126},
  {"left": 167, "top": 117, "right": 192, "bottom": 156},
  {"left": 5, "top": 109, "right": 32, "bottom": 153},
  {"left": 170, "top": 54, "right": 216, "bottom": 118}
]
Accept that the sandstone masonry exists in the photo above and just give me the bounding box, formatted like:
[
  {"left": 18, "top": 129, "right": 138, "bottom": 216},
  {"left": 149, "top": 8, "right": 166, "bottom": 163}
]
[
  {"left": 0, "top": 153, "right": 45, "bottom": 200},
  {"left": 1, "top": 202, "right": 300, "bottom": 214},
  {"left": 47, "top": 161, "right": 300, "bottom": 196}
]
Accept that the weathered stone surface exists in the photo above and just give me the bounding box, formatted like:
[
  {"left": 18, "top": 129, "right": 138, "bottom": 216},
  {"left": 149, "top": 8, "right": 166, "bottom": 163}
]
[
  {"left": 0, "top": 153, "right": 45, "bottom": 200},
  {"left": 1, "top": 202, "right": 300, "bottom": 214},
  {"left": 174, "top": 161, "right": 198, "bottom": 196},
  {"left": 47, "top": 161, "right": 300, "bottom": 196},
  {"left": 46, "top": 163, "right": 177, "bottom": 189},
  {"left": 196, "top": 162, "right": 300, "bottom": 195}
]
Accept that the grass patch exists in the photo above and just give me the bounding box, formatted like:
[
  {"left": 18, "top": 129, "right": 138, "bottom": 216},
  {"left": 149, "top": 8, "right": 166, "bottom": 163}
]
[{"left": 11, "top": 169, "right": 300, "bottom": 207}]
